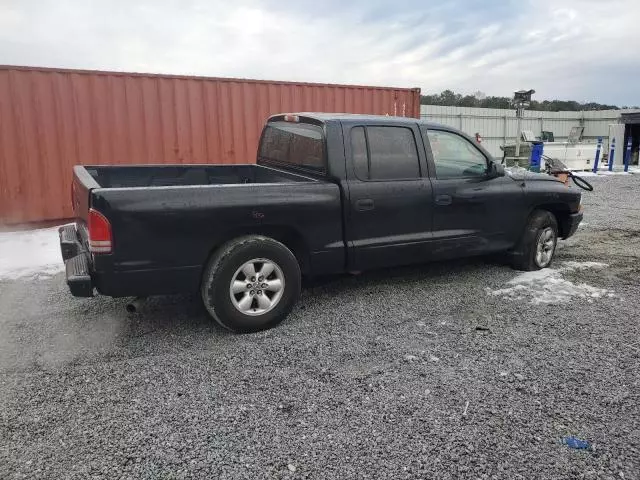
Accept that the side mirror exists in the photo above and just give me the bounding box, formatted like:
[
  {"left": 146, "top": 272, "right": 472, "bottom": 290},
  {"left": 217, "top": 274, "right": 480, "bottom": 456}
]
[{"left": 488, "top": 161, "right": 505, "bottom": 178}]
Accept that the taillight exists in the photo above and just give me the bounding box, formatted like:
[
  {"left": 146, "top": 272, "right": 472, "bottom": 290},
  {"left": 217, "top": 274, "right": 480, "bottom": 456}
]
[{"left": 88, "top": 208, "right": 112, "bottom": 254}]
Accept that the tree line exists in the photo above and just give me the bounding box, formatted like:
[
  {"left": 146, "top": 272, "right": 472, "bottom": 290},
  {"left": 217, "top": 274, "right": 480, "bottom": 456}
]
[{"left": 420, "top": 90, "right": 634, "bottom": 111}]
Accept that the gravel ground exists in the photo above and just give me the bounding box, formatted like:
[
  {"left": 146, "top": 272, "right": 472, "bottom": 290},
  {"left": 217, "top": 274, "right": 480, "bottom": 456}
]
[{"left": 1, "top": 175, "right": 640, "bottom": 480}]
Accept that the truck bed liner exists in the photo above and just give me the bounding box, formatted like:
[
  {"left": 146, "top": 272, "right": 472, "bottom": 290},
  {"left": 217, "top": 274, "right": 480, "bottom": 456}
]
[{"left": 84, "top": 164, "right": 315, "bottom": 188}]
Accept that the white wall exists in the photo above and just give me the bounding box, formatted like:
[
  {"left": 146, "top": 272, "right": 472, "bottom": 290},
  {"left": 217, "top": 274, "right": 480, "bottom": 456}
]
[{"left": 420, "top": 105, "right": 635, "bottom": 158}]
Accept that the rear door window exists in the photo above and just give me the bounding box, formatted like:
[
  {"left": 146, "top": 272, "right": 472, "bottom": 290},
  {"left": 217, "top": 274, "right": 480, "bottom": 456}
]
[
  {"left": 351, "top": 126, "right": 420, "bottom": 180},
  {"left": 259, "top": 122, "right": 325, "bottom": 173}
]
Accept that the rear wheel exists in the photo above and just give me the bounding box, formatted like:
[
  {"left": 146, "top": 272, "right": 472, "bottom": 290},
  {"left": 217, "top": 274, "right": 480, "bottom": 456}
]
[
  {"left": 201, "top": 236, "right": 301, "bottom": 333},
  {"left": 510, "top": 210, "right": 558, "bottom": 271}
]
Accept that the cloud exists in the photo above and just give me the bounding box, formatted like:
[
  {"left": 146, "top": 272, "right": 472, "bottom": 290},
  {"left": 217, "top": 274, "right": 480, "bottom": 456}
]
[{"left": 0, "top": 0, "right": 638, "bottom": 105}]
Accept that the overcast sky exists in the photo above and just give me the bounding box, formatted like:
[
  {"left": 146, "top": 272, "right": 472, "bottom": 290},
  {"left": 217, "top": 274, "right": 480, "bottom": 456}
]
[{"left": 1, "top": 0, "right": 638, "bottom": 105}]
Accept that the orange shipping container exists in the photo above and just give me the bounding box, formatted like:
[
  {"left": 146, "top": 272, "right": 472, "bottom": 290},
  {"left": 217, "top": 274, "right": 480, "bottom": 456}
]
[{"left": 0, "top": 66, "right": 420, "bottom": 224}]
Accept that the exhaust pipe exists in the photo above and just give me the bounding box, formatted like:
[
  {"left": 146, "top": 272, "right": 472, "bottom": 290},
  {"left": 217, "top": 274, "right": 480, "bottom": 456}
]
[{"left": 126, "top": 296, "right": 147, "bottom": 314}]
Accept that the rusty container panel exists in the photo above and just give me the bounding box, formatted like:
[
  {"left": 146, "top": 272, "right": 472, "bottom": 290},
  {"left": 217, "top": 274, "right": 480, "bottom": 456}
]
[{"left": 0, "top": 66, "right": 420, "bottom": 224}]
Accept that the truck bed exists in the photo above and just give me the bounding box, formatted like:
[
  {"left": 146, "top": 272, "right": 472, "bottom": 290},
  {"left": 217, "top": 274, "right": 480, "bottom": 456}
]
[
  {"left": 83, "top": 164, "right": 314, "bottom": 188},
  {"left": 71, "top": 164, "right": 345, "bottom": 297}
]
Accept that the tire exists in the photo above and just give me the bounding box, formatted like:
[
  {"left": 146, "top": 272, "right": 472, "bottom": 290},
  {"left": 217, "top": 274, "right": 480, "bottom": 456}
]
[
  {"left": 201, "top": 235, "right": 301, "bottom": 333},
  {"left": 510, "top": 210, "right": 559, "bottom": 271}
]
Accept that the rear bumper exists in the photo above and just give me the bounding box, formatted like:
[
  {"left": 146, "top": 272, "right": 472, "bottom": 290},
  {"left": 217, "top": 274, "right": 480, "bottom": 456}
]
[
  {"left": 562, "top": 212, "right": 583, "bottom": 239},
  {"left": 59, "top": 224, "right": 94, "bottom": 297}
]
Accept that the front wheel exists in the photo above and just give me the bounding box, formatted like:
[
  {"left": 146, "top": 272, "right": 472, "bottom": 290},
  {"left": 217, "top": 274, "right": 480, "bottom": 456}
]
[
  {"left": 201, "top": 236, "right": 301, "bottom": 333},
  {"left": 510, "top": 210, "right": 558, "bottom": 271}
]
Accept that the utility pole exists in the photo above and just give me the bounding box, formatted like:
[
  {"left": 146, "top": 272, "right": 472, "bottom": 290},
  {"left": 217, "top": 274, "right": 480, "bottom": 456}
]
[
  {"left": 512, "top": 89, "right": 535, "bottom": 161},
  {"left": 515, "top": 106, "right": 523, "bottom": 159}
]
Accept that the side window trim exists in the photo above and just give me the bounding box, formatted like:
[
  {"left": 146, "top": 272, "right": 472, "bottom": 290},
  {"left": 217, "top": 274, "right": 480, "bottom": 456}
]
[
  {"left": 351, "top": 125, "right": 422, "bottom": 182},
  {"left": 425, "top": 128, "right": 489, "bottom": 180},
  {"left": 349, "top": 126, "right": 369, "bottom": 181},
  {"left": 363, "top": 127, "right": 372, "bottom": 180}
]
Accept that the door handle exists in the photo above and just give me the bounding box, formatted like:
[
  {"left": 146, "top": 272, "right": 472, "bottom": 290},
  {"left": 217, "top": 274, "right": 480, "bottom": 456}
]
[
  {"left": 356, "top": 199, "right": 375, "bottom": 211},
  {"left": 435, "top": 194, "right": 452, "bottom": 206}
]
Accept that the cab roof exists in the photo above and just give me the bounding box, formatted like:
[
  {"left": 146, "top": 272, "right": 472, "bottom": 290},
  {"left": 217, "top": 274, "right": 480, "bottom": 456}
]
[
  {"left": 268, "top": 112, "right": 446, "bottom": 130},
  {"left": 266, "top": 112, "right": 496, "bottom": 160}
]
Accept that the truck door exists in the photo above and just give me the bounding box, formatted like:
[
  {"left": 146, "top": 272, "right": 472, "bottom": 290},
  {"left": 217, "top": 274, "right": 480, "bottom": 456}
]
[
  {"left": 421, "top": 127, "right": 524, "bottom": 256},
  {"left": 343, "top": 123, "right": 434, "bottom": 270}
]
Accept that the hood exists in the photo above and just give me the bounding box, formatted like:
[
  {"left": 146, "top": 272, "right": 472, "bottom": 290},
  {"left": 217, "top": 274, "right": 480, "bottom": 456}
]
[{"left": 505, "top": 166, "right": 562, "bottom": 183}]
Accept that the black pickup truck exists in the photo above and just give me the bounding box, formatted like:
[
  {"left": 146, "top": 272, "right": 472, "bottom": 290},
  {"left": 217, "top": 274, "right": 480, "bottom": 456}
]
[{"left": 60, "top": 113, "right": 582, "bottom": 332}]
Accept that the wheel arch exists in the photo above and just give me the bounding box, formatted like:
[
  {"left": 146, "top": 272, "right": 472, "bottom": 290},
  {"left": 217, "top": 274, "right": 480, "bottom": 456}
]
[
  {"left": 203, "top": 226, "right": 310, "bottom": 275},
  {"left": 531, "top": 203, "right": 570, "bottom": 238}
]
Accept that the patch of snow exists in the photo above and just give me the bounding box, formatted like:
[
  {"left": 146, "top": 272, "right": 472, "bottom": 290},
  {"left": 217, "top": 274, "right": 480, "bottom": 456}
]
[
  {"left": 573, "top": 170, "right": 636, "bottom": 176},
  {"left": 561, "top": 261, "right": 607, "bottom": 271},
  {"left": 486, "top": 261, "right": 611, "bottom": 305},
  {"left": 0, "top": 226, "right": 65, "bottom": 281},
  {"left": 597, "top": 170, "right": 632, "bottom": 176}
]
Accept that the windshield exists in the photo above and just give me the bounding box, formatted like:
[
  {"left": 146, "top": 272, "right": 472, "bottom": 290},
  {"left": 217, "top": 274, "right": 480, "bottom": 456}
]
[{"left": 259, "top": 121, "right": 325, "bottom": 173}]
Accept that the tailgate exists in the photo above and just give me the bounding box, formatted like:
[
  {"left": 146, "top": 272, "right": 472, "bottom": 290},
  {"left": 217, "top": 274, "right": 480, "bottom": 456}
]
[{"left": 60, "top": 166, "right": 102, "bottom": 298}]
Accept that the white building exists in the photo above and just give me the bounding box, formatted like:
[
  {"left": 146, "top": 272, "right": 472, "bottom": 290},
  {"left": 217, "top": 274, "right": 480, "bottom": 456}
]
[{"left": 420, "top": 105, "right": 640, "bottom": 167}]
